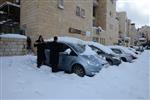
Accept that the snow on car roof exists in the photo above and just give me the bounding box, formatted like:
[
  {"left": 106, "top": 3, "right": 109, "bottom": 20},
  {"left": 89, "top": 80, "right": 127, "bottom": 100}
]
[
  {"left": 58, "top": 36, "right": 86, "bottom": 44},
  {"left": 47, "top": 36, "right": 96, "bottom": 55},
  {"left": 0, "top": 34, "right": 27, "bottom": 39},
  {"left": 86, "top": 41, "right": 115, "bottom": 55}
]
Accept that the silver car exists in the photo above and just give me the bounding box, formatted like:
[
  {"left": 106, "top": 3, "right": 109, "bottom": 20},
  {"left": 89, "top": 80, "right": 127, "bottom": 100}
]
[
  {"left": 108, "top": 46, "right": 134, "bottom": 62},
  {"left": 45, "top": 41, "right": 108, "bottom": 77}
]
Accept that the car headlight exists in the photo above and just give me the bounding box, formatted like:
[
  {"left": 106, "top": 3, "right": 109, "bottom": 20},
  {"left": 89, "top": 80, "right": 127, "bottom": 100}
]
[
  {"left": 87, "top": 60, "right": 99, "bottom": 66},
  {"left": 84, "top": 55, "right": 100, "bottom": 66}
]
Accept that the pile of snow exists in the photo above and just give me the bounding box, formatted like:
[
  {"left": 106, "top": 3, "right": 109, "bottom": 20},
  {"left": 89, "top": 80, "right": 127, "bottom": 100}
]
[
  {"left": 86, "top": 41, "right": 116, "bottom": 55},
  {"left": 1, "top": 51, "right": 149, "bottom": 99},
  {"left": 0, "top": 34, "right": 27, "bottom": 39}
]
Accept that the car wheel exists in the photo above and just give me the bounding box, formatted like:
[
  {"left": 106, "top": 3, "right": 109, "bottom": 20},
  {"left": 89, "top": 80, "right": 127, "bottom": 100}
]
[
  {"left": 121, "top": 57, "right": 127, "bottom": 62},
  {"left": 72, "top": 64, "right": 85, "bottom": 77}
]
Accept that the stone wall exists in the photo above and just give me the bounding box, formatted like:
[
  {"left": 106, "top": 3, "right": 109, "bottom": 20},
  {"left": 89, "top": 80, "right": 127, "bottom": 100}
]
[{"left": 0, "top": 37, "right": 26, "bottom": 56}]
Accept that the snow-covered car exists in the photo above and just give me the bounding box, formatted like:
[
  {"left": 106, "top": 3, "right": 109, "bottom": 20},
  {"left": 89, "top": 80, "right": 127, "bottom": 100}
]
[
  {"left": 144, "top": 45, "right": 150, "bottom": 50},
  {"left": 128, "top": 47, "right": 140, "bottom": 54},
  {"left": 87, "top": 41, "right": 121, "bottom": 66},
  {"left": 45, "top": 40, "right": 108, "bottom": 77},
  {"left": 108, "top": 46, "right": 137, "bottom": 62},
  {"left": 130, "top": 46, "right": 144, "bottom": 52}
]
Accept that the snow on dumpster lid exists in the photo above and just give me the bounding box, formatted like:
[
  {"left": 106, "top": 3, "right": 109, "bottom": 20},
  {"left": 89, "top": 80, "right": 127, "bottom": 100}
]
[{"left": 0, "top": 34, "right": 27, "bottom": 39}]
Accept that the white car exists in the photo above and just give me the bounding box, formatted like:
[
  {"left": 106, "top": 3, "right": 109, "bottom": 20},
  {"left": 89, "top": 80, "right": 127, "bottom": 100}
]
[
  {"left": 128, "top": 47, "right": 140, "bottom": 55},
  {"left": 108, "top": 46, "right": 137, "bottom": 62}
]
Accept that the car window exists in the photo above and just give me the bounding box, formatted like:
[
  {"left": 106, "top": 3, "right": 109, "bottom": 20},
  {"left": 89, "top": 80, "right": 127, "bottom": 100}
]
[
  {"left": 89, "top": 45, "right": 105, "bottom": 54},
  {"left": 60, "top": 43, "right": 77, "bottom": 56},
  {"left": 59, "top": 43, "right": 70, "bottom": 52},
  {"left": 70, "top": 43, "right": 85, "bottom": 54},
  {"left": 111, "top": 48, "right": 122, "bottom": 54}
]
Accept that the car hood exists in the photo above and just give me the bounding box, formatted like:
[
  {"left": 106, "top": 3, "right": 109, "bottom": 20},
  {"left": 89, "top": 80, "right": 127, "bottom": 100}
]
[{"left": 82, "top": 54, "right": 108, "bottom": 65}]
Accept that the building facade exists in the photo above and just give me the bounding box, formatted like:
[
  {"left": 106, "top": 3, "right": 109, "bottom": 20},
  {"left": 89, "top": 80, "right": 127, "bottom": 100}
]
[
  {"left": 130, "top": 23, "right": 137, "bottom": 45},
  {"left": 20, "top": 0, "right": 93, "bottom": 42},
  {"left": 126, "top": 19, "right": 131, "bottom": 37},
  {"left": 117, "top": 11, "right": 131, "bottom": 46},
  {"left": 117, "top": 12, "right": 127, "bottom": 39},
  {"left": 93, "top": 0, "right": 118, "bottom": 45},
  {"left": 137, "top": 25, "right": 150, "bottom": 45}
]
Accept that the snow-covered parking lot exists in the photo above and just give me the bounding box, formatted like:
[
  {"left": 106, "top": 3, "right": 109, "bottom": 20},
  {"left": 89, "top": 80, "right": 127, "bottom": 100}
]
[{"left": 0, "top": 50, "right": 150, "bottom": 100}]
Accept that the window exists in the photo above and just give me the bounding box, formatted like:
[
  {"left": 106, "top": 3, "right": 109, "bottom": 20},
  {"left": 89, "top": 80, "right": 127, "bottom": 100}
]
[
  {"left": 103, "top": 38, "right": 105, "bottom": 44},
  {"left": 110, "top": 11, "right": 112, "bottom": 16},
  {"left": 81, "top": 8, "right": 85, "bottom": 18},
  {"left": 93, "top": 19, "right": 96, "bottom": 27},
  {"left": 110, "top": 11, "right": 113, "bottom": 17},
  {"left": 57, "top": 0, "right": 64, "bottom": 9},
  {"left": 111, "top": 48, "right": 122, "bottom": 54},
  {"left": 92, "top": 37, "right": 99, "bottom": 42},
  {"left": 70, "top": 43, "right": 85, "bottom": 54},
  {"left": 89, "top": 45, "right": 105, "bottom": 55},
  {"left": 76, "top": 6, "right": 80, "bottom": 16},
  {"left": 76, "top": 6, "right": 86, "bottom": 18}
]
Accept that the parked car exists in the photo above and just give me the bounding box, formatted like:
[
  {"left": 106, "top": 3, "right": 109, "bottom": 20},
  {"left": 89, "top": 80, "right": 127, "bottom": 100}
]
[
  {"left": 87, "top": 41, "right": 121, "bottom": 66},
  {"left": 144, "top": 45, "right": 150, "bottom": 50},
  {"left": 128, "top": 47, "right": 140, "bottom": 55},
  {"left": 130, "top": 46, "right": 144, "bottom": 52},
  {"left": 108, "top": 46, "right": 137, "bottom": 62},
  {"left": 45, "top": 41, "right": 108, "bottom": 77}
]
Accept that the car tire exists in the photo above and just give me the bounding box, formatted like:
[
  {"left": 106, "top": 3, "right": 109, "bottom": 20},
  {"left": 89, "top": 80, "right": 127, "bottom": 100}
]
[
  {"left": 121, "top": 57, "right": 127, "bottom": 62},
  {"left": 72, "top": 64, "right": 85, "bottom": 77}
]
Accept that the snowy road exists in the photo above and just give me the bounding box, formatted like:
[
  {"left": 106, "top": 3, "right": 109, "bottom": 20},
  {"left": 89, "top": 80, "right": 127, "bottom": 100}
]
[{"left": 0, "top": 50, "right": 150, "bottom": 100}]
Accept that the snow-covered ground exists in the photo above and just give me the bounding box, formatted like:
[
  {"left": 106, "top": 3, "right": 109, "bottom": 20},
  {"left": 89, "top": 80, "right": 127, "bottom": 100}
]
[{"left": 0, "top": 51, "right": 150, "bottom": 100}]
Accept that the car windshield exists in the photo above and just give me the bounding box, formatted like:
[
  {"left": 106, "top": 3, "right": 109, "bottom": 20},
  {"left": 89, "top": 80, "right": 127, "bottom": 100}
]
[
  {"left": 69, "top": 43, "right": 86, "bottom": 54},
  {"left": 111, "top": 48, "right": 122, "bottom": 54}
]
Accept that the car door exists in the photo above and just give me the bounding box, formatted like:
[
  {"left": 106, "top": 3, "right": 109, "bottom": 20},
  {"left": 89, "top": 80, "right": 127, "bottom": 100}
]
[{"left": 58, "top": 43, "right": 77, "bottom": 71}]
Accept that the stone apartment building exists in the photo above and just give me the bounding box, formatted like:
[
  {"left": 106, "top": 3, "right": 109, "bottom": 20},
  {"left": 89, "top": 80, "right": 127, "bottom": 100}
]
[
  {"left": 137, "top": 25, "right": 150, "bottom": 44},
  {"left": 117, "top": 12, "right": 127, "bottom": 40},
  {"left": 130, "top": 23, "right": 138, "bottom": 45},
  {"left": 93, "top": 0, "right": 118, "bottom": 45},
  {"left": 1, "top": 0, "right": 120, "bottom": 46},
  {"left": 117, "top": 11, "right": 134, "bottom": 46},
  {"left": 20, "top": 0, "right": 93, "bottom": 43}
]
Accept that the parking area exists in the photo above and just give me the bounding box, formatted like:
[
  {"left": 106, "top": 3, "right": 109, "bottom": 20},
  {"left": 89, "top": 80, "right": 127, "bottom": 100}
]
[{"left": 1, "top": 50, "right": 149, "bottom": 99}]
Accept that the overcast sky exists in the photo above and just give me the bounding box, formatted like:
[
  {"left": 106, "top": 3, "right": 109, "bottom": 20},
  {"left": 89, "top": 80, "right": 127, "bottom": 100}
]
[{"left": 116, "top": 0, "right": 150, "bottom": 28}]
